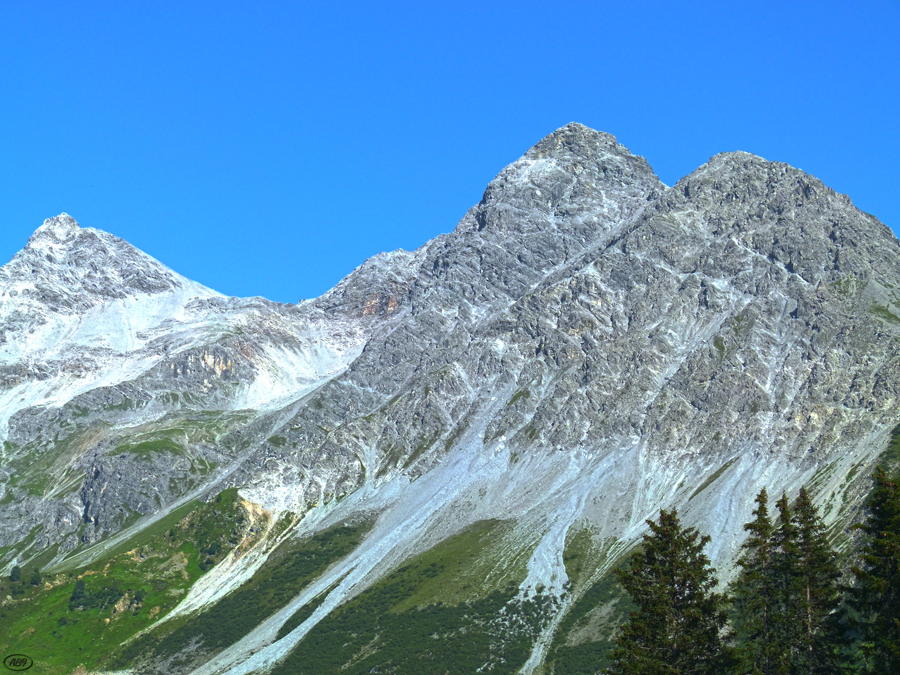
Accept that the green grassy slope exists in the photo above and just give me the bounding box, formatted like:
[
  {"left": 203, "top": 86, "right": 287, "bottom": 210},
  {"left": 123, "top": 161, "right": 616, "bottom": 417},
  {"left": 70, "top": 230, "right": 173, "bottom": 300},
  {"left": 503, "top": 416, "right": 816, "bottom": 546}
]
[
  {"left": 271, "top": 519, "right": 554, "bottom": 675},
  {"left": 111, "top": 519, "right": 372, "bottom": 674},
  {"left": 0, "top": 488, "right": 252, "bottom": 675}
]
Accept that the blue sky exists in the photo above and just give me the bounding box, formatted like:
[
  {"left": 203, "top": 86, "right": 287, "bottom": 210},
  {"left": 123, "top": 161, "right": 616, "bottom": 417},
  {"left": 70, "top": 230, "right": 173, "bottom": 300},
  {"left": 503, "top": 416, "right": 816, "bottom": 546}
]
[{"left": 1, "top": 1, "right": 897, "bottom": 303}]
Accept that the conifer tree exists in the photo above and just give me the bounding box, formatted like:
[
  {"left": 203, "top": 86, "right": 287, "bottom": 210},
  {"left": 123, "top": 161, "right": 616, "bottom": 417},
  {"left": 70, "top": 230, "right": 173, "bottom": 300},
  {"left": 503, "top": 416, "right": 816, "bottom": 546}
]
[
  {"left": 732, "top": 488, "right": 843, "bottom": 673},
  {"left": 731, "top": 488, "right": 785, "bottom": 675},
  {"left": 606, "top": 509, "right": 731, "bottom": 675},
  {"left": 69, "top": 578, "right": 86, "bottom": 609},
  {"left": 849, "top": 466, "right": 900, "bottom": 673},
  {"left": 771, "top": 492, "right": 803, "bottom": 665},
  {"left": 791, "top": 487, "right": 843, "bottom": 674}
]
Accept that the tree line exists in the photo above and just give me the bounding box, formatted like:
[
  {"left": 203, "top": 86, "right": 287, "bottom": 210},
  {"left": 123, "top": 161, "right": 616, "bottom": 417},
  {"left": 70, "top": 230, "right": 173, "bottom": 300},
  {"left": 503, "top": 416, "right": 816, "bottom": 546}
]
[{"left": 605, "top": 467, "right": 900, "bottom": 674}]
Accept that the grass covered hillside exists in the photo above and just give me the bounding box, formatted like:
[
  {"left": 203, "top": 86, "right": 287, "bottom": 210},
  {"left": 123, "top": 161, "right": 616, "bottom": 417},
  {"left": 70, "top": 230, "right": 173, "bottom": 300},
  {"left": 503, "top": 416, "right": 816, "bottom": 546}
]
[{"left": 0, "top": 488, "right": 259, "bottom": 674}]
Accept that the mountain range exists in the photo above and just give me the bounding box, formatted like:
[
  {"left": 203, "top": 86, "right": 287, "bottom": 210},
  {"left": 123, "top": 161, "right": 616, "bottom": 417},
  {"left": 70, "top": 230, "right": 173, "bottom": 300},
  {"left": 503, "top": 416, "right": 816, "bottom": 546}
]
[{"left": 2, "top": 123, "right": 900, "bottom": 674}]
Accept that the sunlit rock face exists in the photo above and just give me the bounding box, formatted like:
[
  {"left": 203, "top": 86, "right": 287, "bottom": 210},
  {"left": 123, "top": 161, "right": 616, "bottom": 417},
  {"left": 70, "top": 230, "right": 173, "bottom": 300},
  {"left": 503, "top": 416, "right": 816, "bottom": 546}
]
[
  {"left": 1, "top": 123, "right": 900, "bottom": 674},
  {"left": 230, "top": 123, "right": 900, "bottom": 563}
]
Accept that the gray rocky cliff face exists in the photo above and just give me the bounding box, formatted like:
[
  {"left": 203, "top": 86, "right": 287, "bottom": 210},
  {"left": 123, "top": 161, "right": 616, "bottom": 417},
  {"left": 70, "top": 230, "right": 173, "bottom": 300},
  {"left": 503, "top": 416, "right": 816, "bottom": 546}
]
[
  {"left": 1, "top": 123, "right": 899, "bottom": 673},
  {"left": 229, "top": 127, "right": 900, "bottom": 525}
]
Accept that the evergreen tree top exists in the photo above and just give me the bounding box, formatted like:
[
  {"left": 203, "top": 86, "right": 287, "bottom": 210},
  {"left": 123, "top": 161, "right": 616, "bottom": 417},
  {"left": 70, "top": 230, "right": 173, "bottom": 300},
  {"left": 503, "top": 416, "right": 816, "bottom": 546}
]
[
  {"left": 849, "top": 466, "right": 900, "bottom": 673},
  {"left": 607, "top": 509, "right": 731, "bottom": 675}
]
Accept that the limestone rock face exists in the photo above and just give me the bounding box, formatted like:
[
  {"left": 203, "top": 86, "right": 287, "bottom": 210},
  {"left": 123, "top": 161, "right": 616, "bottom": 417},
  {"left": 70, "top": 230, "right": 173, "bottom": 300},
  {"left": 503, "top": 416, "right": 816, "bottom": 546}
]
[{"left": 1, "top": 123, "right": 900, "bottom": 672}]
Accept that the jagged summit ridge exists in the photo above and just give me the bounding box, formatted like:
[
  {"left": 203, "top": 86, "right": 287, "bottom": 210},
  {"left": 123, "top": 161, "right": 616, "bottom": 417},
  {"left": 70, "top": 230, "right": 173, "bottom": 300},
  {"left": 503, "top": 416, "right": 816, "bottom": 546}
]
[
  {"left": 0, "top": 213, "right": 221, "bottom": 370},
  {"left": 467, "top": 123, "right": 661, "bottom": 236},
  {"left": 526, "top": 122, "right": 654, "bottom": 179},
  {"left": 27, "top": 212, "right": 81, "bottom": 245},
  {"left": 309, "top": 125, "right": 666, "bottom": 333},
  {"left": 2, "top": 213, "right": 215, "bottom": 308}
]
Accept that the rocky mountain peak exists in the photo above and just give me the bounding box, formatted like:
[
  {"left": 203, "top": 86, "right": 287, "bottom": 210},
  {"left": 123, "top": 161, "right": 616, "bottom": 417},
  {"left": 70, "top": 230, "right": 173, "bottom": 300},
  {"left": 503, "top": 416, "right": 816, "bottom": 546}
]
[
  {"left": 394, "top": 124, "right": 666, "bottom": 310},
  {"left": 527, "top": 122, "right": 626, "bottom": 163},
  {"left": 314, "top": 125, "right": 668, "bottom": 323},
  {"left": 1, "top": 215, "right": 216, "bottom": 313},
  {"left": 484, "top": 123, "right": 661, "bottom": 205},
  {"left": 27, "top": 213, "right": 81, "bottom": 247},
  {"left": 659, "top": 149, "right": 900, "bottom": 289},
  {"left": 675, "top": 150, "right": 807, "bottom": 199}
]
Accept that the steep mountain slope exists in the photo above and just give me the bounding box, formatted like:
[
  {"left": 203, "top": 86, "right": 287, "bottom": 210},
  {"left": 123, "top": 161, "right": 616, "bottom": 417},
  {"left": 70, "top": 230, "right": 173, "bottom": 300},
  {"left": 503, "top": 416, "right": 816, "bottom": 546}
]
[
  {"left": 0, "top": 216, "right": 376, "bottom": 557},
  {"left": 2, "top": 123, "right": 900, "bottom": 675}
]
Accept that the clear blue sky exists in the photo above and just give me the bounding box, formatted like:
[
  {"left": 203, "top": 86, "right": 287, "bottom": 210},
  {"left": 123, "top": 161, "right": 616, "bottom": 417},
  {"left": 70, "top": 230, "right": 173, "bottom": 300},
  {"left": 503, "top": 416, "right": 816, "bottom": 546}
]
[{"left": 1, "top": 1, "right": 897, "bottom": 303}]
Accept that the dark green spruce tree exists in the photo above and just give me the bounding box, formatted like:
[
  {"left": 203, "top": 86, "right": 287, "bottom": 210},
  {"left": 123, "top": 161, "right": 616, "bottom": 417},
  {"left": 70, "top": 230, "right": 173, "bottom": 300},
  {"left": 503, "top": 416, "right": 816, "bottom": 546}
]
[
  {"left": 731, "top": 487, "right": 786, "bottom": 675},
  {"left": 732, "top": 488, "right": 844, "bottom": 674},
  {"left": 849, "top": 466, "right": 900, "bottom": 673},
  {"left": 772, "top": 492, "right": 804, "bottom": 666},
  {"left": 606, "top": 509, "right": 732, "bottom": 675},
  {"left": 791, "top": 487, "right": 843, "bottom": 674}
]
